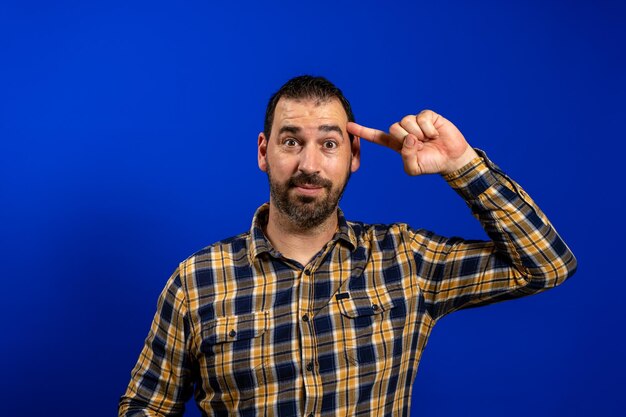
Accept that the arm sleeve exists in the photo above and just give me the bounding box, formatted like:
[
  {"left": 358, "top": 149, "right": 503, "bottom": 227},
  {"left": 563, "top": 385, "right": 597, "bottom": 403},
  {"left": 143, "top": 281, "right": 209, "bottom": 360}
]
[
  {"left": 409, "top": 149, "right": 577, "bottom": 321},
  {"left": 118, "top": 267, "right": 197, "bottom": 417}
]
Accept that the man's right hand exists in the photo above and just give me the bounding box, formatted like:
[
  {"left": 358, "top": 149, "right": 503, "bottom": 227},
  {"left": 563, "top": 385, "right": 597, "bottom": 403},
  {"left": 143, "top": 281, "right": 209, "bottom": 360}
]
[{"left": 347, "top": 110, "right": 478, "bottom": 176}]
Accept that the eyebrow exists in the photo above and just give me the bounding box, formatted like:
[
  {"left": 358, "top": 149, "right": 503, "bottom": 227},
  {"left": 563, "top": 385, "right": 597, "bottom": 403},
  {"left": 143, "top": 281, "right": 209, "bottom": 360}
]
[
  {"left": 278, "top": 125, "right": 301, "bottom": 136},
  {"left": 318, "top": 124, "right": 344, "bottom": 137},
  {"left": 277, "top": 124, "right": 345, "bottom": 138}
]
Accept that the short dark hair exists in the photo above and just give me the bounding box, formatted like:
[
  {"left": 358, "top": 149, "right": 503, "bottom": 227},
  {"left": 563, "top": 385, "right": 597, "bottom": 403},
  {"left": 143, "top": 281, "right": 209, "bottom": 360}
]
[{"left": 264, "top": 75, "right": 355, "bottom": 141}]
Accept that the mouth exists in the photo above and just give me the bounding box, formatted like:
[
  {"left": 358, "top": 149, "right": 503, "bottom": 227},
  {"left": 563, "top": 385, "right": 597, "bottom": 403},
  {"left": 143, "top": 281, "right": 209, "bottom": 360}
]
[
  {"left": 288, "top": 173, "right": 332, "bottom": 198},
  {"left": 293, "top": 184, "right": 324, "bottom": 196},
  {"left": 295, "top": 183, "right": 323, "bottom": 190}
]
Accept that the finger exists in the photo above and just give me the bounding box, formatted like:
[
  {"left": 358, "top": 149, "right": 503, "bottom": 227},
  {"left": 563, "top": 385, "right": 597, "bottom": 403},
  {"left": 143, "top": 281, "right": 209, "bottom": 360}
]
[
  {"left": 401, "top": 134, "right": 423, "bottom": 176},
  {"left": 399, "top": 115, "right": 426, "bottom": 141},
  {"left": 416, "top": 110, "right": 440, "bottom": 138},
  {"left": 389, "top": 122, "right": 410, "bottom": 142},
  {"left": 347, "top": 121, "right": 401, "bottom": 152}
]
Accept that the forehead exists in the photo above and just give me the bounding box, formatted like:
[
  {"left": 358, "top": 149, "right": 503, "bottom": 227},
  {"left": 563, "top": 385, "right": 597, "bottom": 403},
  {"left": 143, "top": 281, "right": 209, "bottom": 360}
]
[{"left": 272, "top": 97, "right": 348, "bottom": 131}]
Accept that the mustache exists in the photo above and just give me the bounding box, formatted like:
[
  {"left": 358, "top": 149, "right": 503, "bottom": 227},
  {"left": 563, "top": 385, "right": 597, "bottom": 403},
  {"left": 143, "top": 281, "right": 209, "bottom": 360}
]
[{"left": 288, "top": 172, "right": 332, "bottom": 189}]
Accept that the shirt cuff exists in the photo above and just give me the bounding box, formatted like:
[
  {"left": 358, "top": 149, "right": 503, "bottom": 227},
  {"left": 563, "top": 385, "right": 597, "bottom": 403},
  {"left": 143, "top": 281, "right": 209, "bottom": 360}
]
[{"left": 442, "top": 148, "right": 500, "bottom": 200}]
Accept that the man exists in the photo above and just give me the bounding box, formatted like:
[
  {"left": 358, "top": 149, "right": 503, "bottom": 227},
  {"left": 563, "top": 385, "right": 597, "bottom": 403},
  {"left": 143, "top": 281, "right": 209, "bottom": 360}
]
[{"left": 119, "top": 75, "right": 576, "bottom": 416}]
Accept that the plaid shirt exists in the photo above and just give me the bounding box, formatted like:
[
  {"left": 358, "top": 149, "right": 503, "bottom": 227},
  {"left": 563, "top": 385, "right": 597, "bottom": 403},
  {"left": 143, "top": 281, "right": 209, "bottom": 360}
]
[{"left": 119, "top": 151, "right": 577, "bottom": 417}]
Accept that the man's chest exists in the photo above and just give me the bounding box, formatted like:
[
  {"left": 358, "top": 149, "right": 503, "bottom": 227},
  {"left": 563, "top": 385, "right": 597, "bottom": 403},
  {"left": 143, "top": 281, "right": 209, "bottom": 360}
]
[{"left": 185, "top": 247, "right": 430, "bottom": 411}]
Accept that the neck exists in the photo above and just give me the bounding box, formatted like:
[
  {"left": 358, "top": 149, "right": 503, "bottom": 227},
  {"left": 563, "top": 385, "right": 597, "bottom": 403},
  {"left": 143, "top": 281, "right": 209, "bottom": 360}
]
[{"left": 264, "top": 203, "right": 338, "bottom": 267}]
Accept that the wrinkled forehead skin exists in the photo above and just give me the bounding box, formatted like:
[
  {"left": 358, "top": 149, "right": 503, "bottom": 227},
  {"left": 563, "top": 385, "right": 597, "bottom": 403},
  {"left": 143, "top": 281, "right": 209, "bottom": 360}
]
[{"left": 269, "top": 97, "right": 350, "bottom": 142}]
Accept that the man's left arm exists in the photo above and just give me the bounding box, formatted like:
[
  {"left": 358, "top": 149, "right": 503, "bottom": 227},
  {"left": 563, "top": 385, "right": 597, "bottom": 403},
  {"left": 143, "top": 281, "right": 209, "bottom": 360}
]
[
  {"left": 347, "top": 111, "right": 577, "bottom": 318},
  {"left": 417, "top": 150, "right": 577, "bottom": 318}
]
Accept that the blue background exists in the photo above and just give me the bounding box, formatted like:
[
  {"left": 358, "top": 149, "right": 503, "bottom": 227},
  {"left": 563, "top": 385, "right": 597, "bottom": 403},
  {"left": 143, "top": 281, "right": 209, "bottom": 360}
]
[{"left": 2, "top": 0, "right": 625, "bottom": 416}]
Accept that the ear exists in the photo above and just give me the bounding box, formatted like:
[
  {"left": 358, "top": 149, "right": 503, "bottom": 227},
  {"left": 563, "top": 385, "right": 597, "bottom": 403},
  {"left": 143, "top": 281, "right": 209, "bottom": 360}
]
[
  {"left": 350, "top": 136, "right": 361, "bottom": 173},
  {"left": 258, "top": 132, "right": 268, "bottom": 172}
]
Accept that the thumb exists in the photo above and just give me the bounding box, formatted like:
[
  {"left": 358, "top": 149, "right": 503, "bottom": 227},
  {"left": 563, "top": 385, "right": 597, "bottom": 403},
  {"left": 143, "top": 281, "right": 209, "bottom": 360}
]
[
  {"left": 403, "top": 134, "right": 417, "bottom": 149},
  {"left": 401, "top": 134, "right": 423, "bottom": 176},
  {"left": 403, "top": 134, "right": 423, "bottom": 151}
]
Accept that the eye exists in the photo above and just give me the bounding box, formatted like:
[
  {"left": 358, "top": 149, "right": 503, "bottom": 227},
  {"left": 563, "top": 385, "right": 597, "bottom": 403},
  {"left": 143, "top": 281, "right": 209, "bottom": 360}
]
[
  {"left": 323, "top": 140, "right": 338, "bottom": 149},
  {"left": 283, "top": 138, "right": 298, "bottom": 147}
]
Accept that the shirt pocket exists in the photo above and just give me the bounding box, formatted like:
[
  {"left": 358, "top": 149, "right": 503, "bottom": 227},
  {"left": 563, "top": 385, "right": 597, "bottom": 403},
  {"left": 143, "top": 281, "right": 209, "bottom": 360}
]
[
  {"left": 336, "top": 282, "right": 405, "bottom": 368},
  {"left": 337, "top": 285, "right": 398, "bottom": 318},
  {"left": 200, "top": 310, "right": 269, "bottom": 400}
]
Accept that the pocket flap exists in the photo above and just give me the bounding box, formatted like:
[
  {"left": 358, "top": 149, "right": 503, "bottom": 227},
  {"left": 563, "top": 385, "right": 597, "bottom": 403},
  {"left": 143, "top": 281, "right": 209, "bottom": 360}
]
[
  {"left": 203, "top": 310, "right": 268, "bottom": 344},
  {"left": 337, "top": 287, "right": 398, "bottom": 318}
]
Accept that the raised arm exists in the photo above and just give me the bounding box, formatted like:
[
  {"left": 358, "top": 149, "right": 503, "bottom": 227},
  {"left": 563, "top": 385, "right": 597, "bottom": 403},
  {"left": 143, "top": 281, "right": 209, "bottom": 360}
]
[{"left": 348, "top": 112, "right": 577, "bottom": 320}]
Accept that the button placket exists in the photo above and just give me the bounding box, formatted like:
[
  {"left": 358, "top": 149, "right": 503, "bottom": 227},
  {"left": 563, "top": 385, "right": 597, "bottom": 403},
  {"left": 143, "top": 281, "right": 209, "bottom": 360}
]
[
  {"left": 299, "top": 241, "right": 338, "bottom": 417},
  {"left": 298, "top": 265, "right": 320, "bottom": 416}
]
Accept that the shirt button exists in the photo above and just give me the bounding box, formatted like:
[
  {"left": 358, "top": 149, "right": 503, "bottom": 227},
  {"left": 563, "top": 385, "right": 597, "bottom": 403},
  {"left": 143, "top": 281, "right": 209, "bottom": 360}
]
[
  {"left": 306, "top": 362, "right": 313, "bottom": 372},
  {"left": 302, "top": 314, "right": 309, "bottom": 322},
  {"left": 228, "top": 329, "right": 237, "bottom": 338},
  {"left": 307, "top": 413, "right": 314, "bottom": 417},
  {"left": 304, "top": 269, "right": 311, "bottom": 275},
  {"left": 372, "top": 304, "right": 379, "bottom": 311}
]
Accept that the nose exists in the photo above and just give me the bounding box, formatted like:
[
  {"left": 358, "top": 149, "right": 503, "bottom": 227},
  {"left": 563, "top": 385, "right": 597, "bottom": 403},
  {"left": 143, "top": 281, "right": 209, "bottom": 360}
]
[{"left": 298, "top": 144, "right": 322, "bottom": 175}]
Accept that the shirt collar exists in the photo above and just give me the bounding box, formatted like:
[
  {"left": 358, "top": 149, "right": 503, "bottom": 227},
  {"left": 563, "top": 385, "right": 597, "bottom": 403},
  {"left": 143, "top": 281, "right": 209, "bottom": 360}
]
[{"left": 247, "top": 203, "right": 357, "bottom": 263}]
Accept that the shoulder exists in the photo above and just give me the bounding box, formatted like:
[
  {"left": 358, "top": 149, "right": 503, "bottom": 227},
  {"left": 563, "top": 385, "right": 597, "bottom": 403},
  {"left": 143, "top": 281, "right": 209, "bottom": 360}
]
[
  {"left": 347, "top": 219, "right": 414, "bottom": 245},
  {"left": 348, "top": 218, "right": 422, "bottom": 236},
  {"left": 347, "top": 218, "right": 450, "bottom": 249},
  {"left": 177, "top": 231, "right": 251, "bottom": 280}
]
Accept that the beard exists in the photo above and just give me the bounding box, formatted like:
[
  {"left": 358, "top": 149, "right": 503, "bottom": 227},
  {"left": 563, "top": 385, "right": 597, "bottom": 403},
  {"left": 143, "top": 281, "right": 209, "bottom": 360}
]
[{"left": 266, "top": 162, "right": 351, "bottom": 230}]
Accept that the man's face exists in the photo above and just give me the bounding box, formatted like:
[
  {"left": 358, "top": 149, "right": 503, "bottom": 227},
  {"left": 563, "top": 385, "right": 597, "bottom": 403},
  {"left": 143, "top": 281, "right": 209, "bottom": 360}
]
[{"left": 258, "top": 97, "right": 360, "bottom": 229}]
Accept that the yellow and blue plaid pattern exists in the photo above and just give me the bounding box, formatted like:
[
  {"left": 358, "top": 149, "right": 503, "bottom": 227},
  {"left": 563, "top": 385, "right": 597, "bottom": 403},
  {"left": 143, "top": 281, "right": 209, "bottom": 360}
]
[{"left": 119, "top": 151, "right": 577, "bottom": 416}]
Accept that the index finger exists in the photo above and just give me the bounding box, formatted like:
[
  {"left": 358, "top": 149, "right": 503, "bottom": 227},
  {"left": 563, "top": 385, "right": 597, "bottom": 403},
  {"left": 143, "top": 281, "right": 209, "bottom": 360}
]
[{"left": 347, "top": 122, "right": 402, "bottom": 152}]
